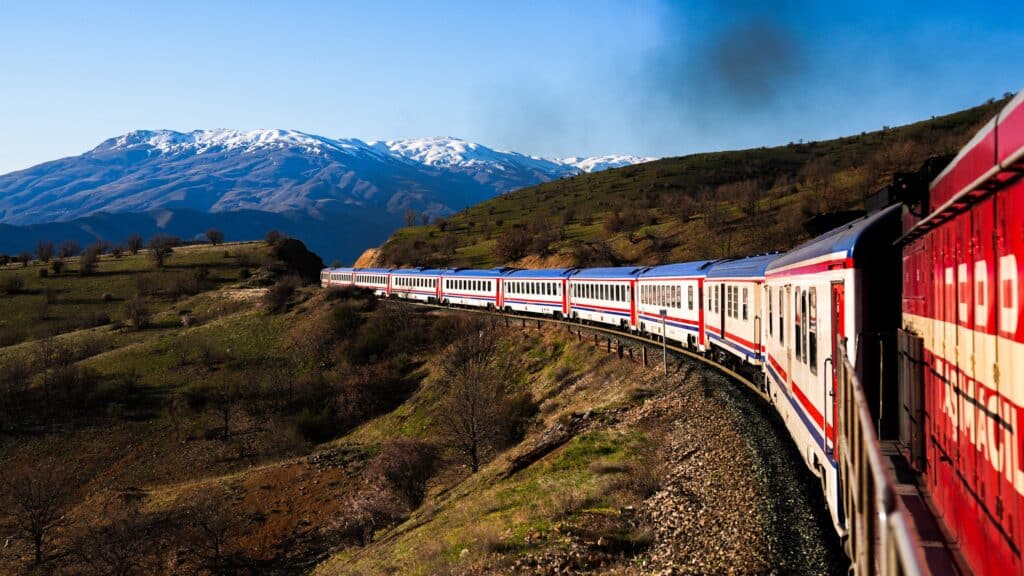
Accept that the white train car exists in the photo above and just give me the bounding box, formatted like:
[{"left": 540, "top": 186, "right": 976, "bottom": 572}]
[
  {"left": 763, "top": 204, "right": 901, "bottom": 536},
  {"left": 440, "top": 268, "right": 501, "bottom": 309},
  {"left": 704, "top": 254, "right": 780, "bottom": 367},
  {"left": 321, "top": 267, "right": 355, "bottom": 289},
  {"left": 567, "top": 267, "right": 642, "bottom": 329},
  {"left": 352, "top": 268, "right": 392, "bottom": 297},
  {"left": 501, "top": 268, "right": 576, "bottom": 317},
  {"left": 636, "top": 261, "right": 714, "bottom": 351},
  {"left": 390, "top": 268, "right": 444, "bottom": 303}
]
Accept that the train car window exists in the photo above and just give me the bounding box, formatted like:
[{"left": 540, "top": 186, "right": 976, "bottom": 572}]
[
  {"left": 794, "top": 291, "right": 802, "bottom": 361},
  {"left": 808, "top": 288, "right": 817, "bottom": 374},
  {"left": 742, "top": 287, "right": 748, "bottom": 321},
  {"left": 778, "top": 289, "right": 784, "bottom": 345},
  {"left": 801, "top": 290, "right": 809, "bottom": 364},
  {"left": 688, "top": 286, "right": 694, "bottom": 310},
  {"left": 768, "top": 288, "right": 774, "bottom": 336}
]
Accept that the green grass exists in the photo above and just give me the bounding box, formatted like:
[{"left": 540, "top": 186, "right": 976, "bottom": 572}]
[{"left": 0, "top": 243, "right": 265, "bottom": 347}]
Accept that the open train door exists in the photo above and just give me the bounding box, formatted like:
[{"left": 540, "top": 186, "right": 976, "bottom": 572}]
[{"left": 829, "top": 281, "right": 845, "bottom": 458}]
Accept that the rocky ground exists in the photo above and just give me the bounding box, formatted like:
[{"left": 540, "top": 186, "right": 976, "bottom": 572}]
[{"left": 509, "top": 355, "right": 846, "bottom": 575}]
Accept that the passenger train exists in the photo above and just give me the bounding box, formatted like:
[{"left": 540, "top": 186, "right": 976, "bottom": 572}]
[{"left": 321, "top": 91, "right": 1024, "bottom": 575}]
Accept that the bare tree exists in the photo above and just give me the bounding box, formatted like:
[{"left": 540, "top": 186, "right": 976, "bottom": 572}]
[
  {"left": 37, "top": 240, "right": 54, "bottom": 263},
  {"left": 0, "top": 460, "right": 76, "bottom": 565},
  {"left": 17, "top": 251, "right": 32, "bottom": 267},
  {"left": 59, "top": 240, "right": 81, "bottom": 259},
  {"left": 125, "top": 296, "right": 150, "bottom": 329},
  {"left": 126, "top": 234, "right": 143, "bottom": 255},
  {"left": 68, "top": 498, "right": 160, "bottom": 576},
  {"left": 205, "top": 229, "right": 224, "bottom": 246},
  {"left": 183, "top": 488, "right": 246, "bottom": 574},
  {"left": 436, "top": 321, "right": 531, "bottom": 472},
  {"left": 78, "top": 246, "right": 99, "bottom": 276},
  {"left": 403, "top": 208, "right": 418, "bottom": 227},
  {"left": 147, "top": 235, "right": 179, "bottom": 268},
  {"left": 493, "top": 228, "right": 531, "bottom": 263}
]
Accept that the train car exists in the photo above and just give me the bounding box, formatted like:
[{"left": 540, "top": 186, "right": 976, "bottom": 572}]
[
  {"left": 502, "top": 268, "right": 577, "bottom": 317},
  {"left": 763, "top": 204, "right": 902, "bottom": 536},
  {"left": 390, "top": 268, "right": 445, "bottom": 303},
  {"left": 567, "top": 267, "right": 643, "bottom": 329},
  {"left": 352, "top": 268, "right": 392, "bottom": 297},
  {"left": 440, "top": 268, "right": 501, "bottom": 309},
  {"left": 898, "top": 90, "right": 1024, "bottom": 576},
  {"left": 321, "top": 267, "right": 355, "bottom": 289},
  {"left": 704, "top": 255, "right": 779, "bottom": 365},
  {"left": 636, "top": 261, "right": 714, "bottom": 351}
]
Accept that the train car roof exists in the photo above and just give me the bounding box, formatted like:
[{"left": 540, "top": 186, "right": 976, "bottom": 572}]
[
  {"left": 390, "top": 268, "right": 447, "bottom": 276},
  {"left": 766, "top": 203, "right": 901, "bottom": 273},
  {"left": 572, "top": 266, "right": 645, "bottom": 279},
  {"left": 328, "top": 267, "right": 355, "bottom": 273},
  {"left": 443, "top": 268, "right": 503, "bottom": 277},
  {"left": 638, "top": 260, "right": 716, "bottom": 278},
  {"left": 706, "top": 254, "right": 781, "bottom": 279},
  {"left": 503, "top": 268, "right": 578, "bottom": 279},
  {"left": 352, "top": 267, "right": 393, "bottom": 274}
]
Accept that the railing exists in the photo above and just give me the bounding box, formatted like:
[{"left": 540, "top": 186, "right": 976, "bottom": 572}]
[{"left": 837, "top": 340, "right": 925, "bottom": 575}]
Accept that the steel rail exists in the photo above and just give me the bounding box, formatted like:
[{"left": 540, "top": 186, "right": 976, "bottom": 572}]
[{"left": 394, "top": 299, "right": 770, "bottom": 403}]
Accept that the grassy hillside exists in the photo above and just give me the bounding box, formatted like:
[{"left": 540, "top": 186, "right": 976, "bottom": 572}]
[
  {"left": 0, "top": 242, "right": 843, "bottom": 574},
  {"left": 380, "top": 96, "right": 1010, "bottom": 269}
]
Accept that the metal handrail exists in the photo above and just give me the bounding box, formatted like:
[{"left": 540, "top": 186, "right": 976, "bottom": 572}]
[{"left": 837, "top": 341, "right": 925, "bottom": 575}]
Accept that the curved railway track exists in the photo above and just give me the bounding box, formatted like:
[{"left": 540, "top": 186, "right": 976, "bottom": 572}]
[{"left": 401, "top": 299, "right": 771, "bottom": 402}]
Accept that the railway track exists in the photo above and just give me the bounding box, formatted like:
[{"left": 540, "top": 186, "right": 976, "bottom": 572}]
[{"left": 398, "top": 299, "right": 770, "bottom": 403}]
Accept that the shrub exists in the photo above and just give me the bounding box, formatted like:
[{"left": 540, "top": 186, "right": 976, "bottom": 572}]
[
  {"left": 493, "top": 228, "right": 530, "bottom": 262},
  {"left": 264, "top": 229, "right": 284, "bottom": 245},
  {"left": 51, "top": 259, "right": 64, "bottom": 274},
  {"left": 205, "top": 228, "right": 224, "bottom": 245},
  {"left": 365, "top": 439, "right": 439, "bottom": 508},
  {"left": 78, "top": 247, "right": 99, "bottom": 276},
  {"left": 294, "top": 407, "right": 338, "bottom": 443},
  {"left": 181, "top": 381, "right": 213, "bottom": 411},
  {"left": 238, "top": 267, "right": 251, "bottom": 280},
  {"left": 37, "top": 268, "right": 48, "bottom": 278},
  {"left": 329, "top": 303, "right": 364, "bottom": 340},
  {"left": 126, "top": 234, "right": 143, "bottom": 255},
  {"left": 125, "top": 296, "right": 150, "bottom": 329},
  {"left": 3, "top": 277, "right": 23, "bottom": 295},
  {"left": 263, "top": 275, "right": 300, "bottom": 314},
  {"left": 332, "top": 485, "right": 403, "bottom": 546},
  {"left": 110, "top": 246, "right": 124, "bottom": 258}
]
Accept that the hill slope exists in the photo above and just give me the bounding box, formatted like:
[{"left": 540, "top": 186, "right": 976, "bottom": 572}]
[
  {"left": 379, "top": 96, "right": 1009, "bottom": 268},
  {"left": 0, "top": 246, "right": 843, "bottom": 575}
]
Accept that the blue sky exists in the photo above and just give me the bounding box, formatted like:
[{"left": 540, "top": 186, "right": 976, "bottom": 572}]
[{"left": 0, "top": 0, "right": 1021, "bottom": 174}]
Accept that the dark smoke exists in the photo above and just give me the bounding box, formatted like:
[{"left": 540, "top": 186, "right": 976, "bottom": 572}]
[
  {"left": 704, "top": 19, "right": 805, "bottom": 103},
  {"left": 632, "top": 0, "right": 812, "bottom": 144}
]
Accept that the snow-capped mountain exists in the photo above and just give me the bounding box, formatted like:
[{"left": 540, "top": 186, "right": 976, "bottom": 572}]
[
  {"left": 0, "top": 129, "right": 653, "bottom": 261},
  {"left": 557, "top": 155, "right": 655, "bottom": 173}
]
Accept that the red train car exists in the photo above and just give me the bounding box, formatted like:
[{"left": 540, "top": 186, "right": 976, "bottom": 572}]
[{"left": 900, "top": 91, "right": 1024, "bottom": 575}]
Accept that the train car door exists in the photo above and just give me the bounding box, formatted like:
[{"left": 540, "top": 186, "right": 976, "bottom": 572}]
[
  {"left": 698, "top": 279, "right": 705, "bottom": 347},
  {"left": 829, "top": 281, "right": 844, "bottom": 458},
  {"left": 720, "top": 283, "right": 726, "bottom": 338},
  {"left": 629, "top": 279, "right": 638, "bottom": 330}
]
